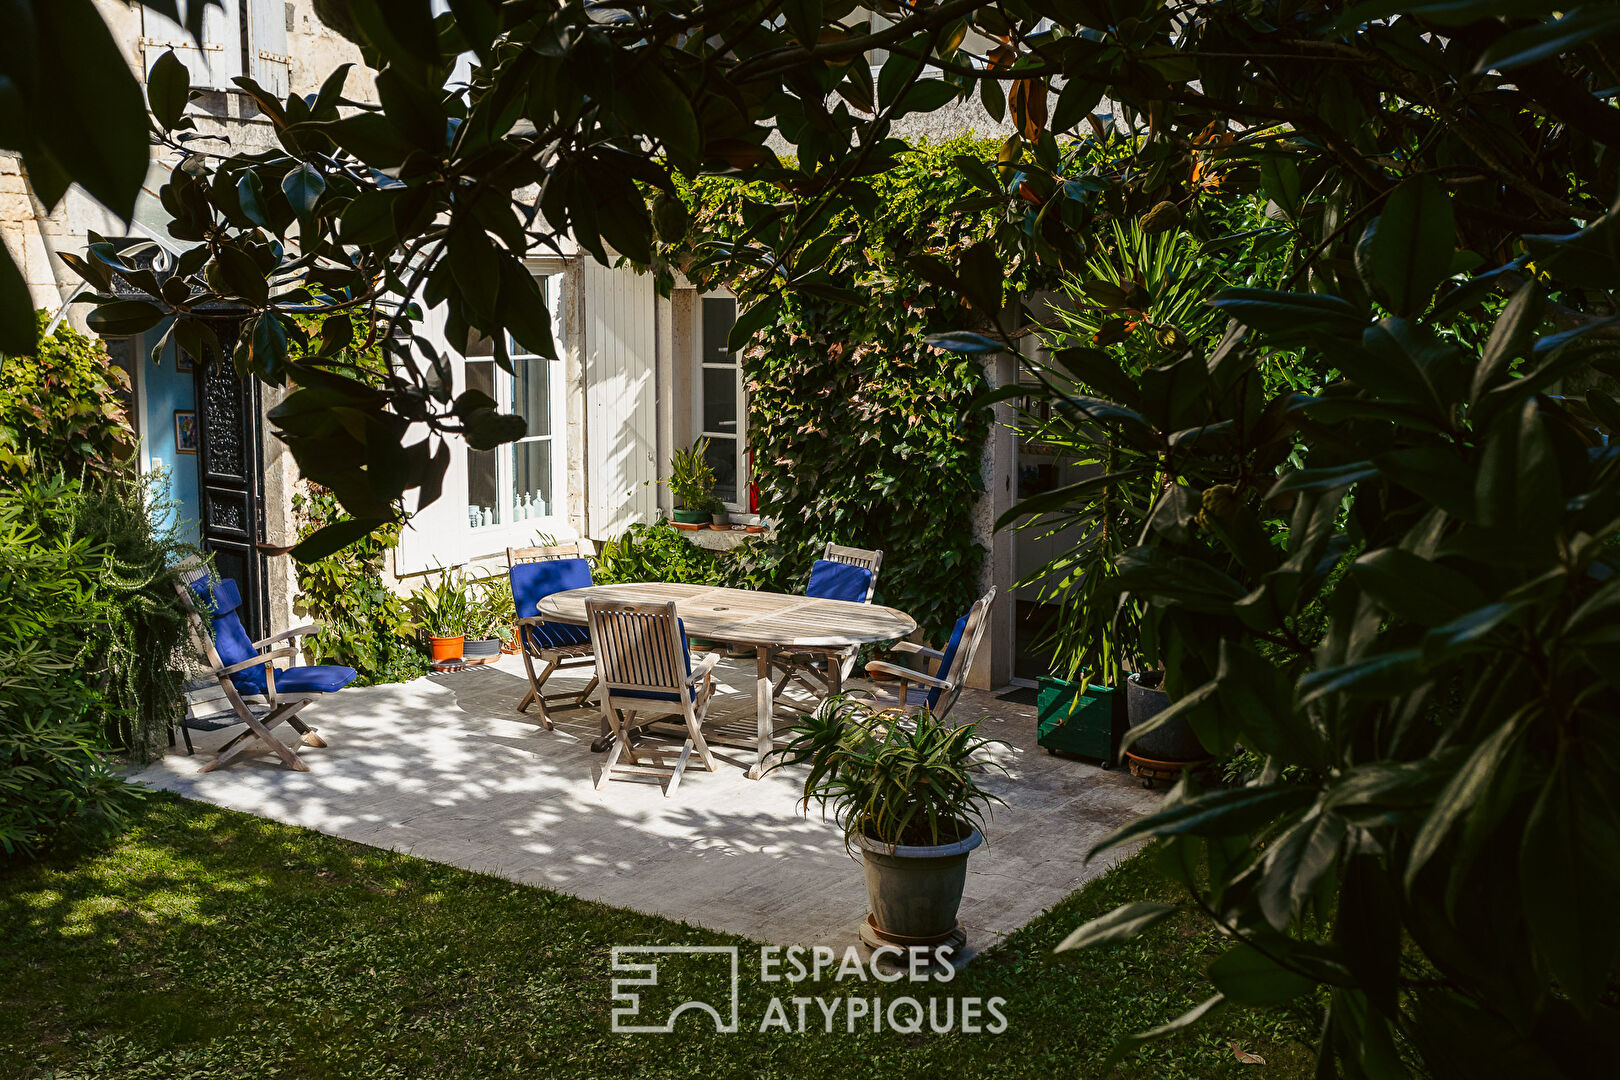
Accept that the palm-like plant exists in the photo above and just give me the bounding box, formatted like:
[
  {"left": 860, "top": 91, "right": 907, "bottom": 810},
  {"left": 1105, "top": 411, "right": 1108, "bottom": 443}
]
[
  {"left": 776, "top": 695, "right": 1006, "bottom": 850},
  {"left": 402, "top": 566, "right": 477, "bottom": 639}
]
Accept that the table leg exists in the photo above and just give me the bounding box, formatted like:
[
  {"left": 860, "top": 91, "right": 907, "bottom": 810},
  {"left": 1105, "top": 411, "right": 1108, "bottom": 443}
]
[{"left": 749, "top": 645, "right": 773, "bottom": 780}]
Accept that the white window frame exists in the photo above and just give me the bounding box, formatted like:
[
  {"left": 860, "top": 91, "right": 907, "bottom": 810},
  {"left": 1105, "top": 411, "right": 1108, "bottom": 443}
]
[
  {"left": 691, "top": 290, "right": 749, "bottom": 512},
  {"left": 465, "top": 272, "right": 568, "bottom": 539}
]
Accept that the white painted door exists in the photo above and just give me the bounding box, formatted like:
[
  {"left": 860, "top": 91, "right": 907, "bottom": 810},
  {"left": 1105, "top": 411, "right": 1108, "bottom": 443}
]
[{"left": 583, "top": 262, "right": 658, "bottom": 540}]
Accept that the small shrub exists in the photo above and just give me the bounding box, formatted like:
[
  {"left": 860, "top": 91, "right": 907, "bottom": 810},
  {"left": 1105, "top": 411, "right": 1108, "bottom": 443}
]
[
  {"left": 0, "top": 311, "right": 135, "bottom": 477},
  {"left": 594, "top": 521, "right": 731, "bottom": 586},
  {"left": 293, "top": 486, "right": 430, "bottom": 685}
]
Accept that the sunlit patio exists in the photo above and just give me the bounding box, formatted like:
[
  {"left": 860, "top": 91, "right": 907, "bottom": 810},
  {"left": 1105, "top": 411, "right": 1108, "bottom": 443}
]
[{"left": 133, "top": 655, "right": 1159, "bottom": 952}]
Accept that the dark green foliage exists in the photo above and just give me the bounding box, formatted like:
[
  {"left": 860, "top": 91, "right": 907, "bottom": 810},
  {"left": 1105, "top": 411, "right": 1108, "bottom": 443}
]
[
  {"left": 0, "top": 470, "right": 192, "bottom": 858},
  {"left": 0, "top": 312, "right": 135, "bottom": 477},
  {"left": 594, "top": 521, "right": 731, "bottom": 587},
  {"left": 0, "top": 794, "right": 1317, "bottom": 1078},
  {"left": 292, "top": 487, "right": 430, "bottom": 686}
]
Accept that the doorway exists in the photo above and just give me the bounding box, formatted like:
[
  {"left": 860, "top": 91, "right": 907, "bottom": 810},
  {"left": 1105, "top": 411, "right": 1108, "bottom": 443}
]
[{"left": 1010, "top": 393, "right": 1092, "bottom": 682}]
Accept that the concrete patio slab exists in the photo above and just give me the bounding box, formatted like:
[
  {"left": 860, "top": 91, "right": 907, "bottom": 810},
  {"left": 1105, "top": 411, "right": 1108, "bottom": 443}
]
[{"left": 132, "top": 656, "right": 1160, "bottom": 952}]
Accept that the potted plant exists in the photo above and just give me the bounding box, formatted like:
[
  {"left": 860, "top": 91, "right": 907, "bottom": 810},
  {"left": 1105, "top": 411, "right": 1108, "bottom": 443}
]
[
  {"left": 776, "top": 695, "right": 1005, "bottom": 947},
  {"left": 708, "top": 496, "right": 730, "bottom": 529},
  {"left": 666, "top": 439, "right": 716, "bottom": 528},
  {"left": 463, "top": 574, "right": 515, "bottom": 664},
  {"left": 403, "top": 567, "right": 476, "bottom": 662}
]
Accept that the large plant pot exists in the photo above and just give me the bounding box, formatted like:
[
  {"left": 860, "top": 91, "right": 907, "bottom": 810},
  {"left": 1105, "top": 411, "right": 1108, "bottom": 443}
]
[
  {"left": 856, "top": 829, "right": 983, "bottom": 945},
  {"left": 463, "top": 637, "right": 502, "bottom": 664},
  {"left": 1037, "top": 675, "right": 1124, "bottom": 766},
  {"left": 1126, "top": 672, "right": 1205, "bottom": 761},
  {"left": 429, "top": 635, "right": 465, "bottom": 662},
  {"left": 672, "top": 508, "right": 708, "bottom": 525}
]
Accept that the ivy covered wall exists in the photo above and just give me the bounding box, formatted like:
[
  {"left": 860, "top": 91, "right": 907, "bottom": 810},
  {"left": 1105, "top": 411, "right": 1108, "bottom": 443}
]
[{"left": 680, "top": 137, "right": 1029, "bottom": 641}]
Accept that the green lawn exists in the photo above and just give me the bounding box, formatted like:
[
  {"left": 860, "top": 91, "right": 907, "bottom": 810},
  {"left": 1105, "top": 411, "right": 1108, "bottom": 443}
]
[{"left": 0, "top": 793, "right": 1316, "bottom": 1078}]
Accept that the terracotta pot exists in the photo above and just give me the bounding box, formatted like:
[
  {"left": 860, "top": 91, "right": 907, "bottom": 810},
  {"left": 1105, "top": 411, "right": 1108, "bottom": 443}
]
[{"left": 429, "top": 635, "right": 465, "bottom": 662}]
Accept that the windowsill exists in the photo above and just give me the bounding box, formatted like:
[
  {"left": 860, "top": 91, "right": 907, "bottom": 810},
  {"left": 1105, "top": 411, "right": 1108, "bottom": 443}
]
[{"left": 682, "top": 526, "right": 772, "bottom": 551}]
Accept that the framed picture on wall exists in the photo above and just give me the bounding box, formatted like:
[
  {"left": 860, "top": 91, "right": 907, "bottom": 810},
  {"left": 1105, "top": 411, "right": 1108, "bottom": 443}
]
[
  {"left": 174, "top": 410, "right": 198, "bottom": 455},
  {"left": 176, "top": 352, "right": 194, "bottom": 373}
]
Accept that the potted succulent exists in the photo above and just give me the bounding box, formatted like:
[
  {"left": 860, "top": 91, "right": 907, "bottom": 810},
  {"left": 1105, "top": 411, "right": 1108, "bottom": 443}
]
[
  {"left": 707, "top": 495, "right": 730, "bottom": 529},
  {"left": 404, "top": 567, "right": 477, "bottom": 662},
  {"left": 777, "top": 695, "right": 1005, "bottom": 947},
  {"left": 666, "top": 439, "right": 717, "bottom": 529}
]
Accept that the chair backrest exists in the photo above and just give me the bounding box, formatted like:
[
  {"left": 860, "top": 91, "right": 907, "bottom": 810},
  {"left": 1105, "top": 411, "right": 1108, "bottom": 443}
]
[
  {"left": 586, "top": 600, "right": 691, "bottom": 697},
  {"left": 508, "top": 553, "right": 593, "bottom": 650},
  {"left": 927, "top": 586, "right": 997, "bottom": 718},
  {"left": 810, "top": 543, "right": 883, "bottom": 603},
  {"left": 508, "top": 542, "right": 587, "bottom": 565},
  {"left": 173, "top": 560, "right": 267, "bottom": 693}
]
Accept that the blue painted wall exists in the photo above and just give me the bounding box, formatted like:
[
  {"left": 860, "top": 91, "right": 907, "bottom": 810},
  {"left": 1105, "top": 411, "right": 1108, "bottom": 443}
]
[{"left": 141, "top": 344, "right": 201, "bottom": 546}]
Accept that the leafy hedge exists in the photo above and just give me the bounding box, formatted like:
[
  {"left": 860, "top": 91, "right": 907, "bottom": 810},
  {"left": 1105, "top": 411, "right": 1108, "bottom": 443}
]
[
  {"left": 0, "top": 470, "right": 192, "bottom": 858},
  {"left": 0, "top": 312, "right": 134, "bottom": 477},
  {"left": 681, "top": 137, "right": 1034, "bottom": 641}
]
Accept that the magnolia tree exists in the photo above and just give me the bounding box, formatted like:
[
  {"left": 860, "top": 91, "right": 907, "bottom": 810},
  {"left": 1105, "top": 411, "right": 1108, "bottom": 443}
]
[{"left": 7, "top": 0, "right": 1620, "bottom": 1074}]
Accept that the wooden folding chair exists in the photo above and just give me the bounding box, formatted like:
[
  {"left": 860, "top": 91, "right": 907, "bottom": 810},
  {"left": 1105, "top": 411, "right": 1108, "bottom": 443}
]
[
  {"left": 509, "top": 543, "right": 599, "bottom": 727},
  {"left": 769, "top": 542, "right": 883, "bottom": 708},
  {"left": 173, "top": 559, "right": 356, "bottom": 772},
  {"left": 586, "top": 599, "right": 721, "bottom": 797},
  {"left": 865, "top": 587, "right": 997, "bottom": 721}
]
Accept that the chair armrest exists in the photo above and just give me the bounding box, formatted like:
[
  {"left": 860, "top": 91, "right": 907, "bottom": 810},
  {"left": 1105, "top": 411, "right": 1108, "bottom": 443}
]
[
  {"left": 213, "top": 648, "right": 295, "bottom": 677},
  {"left": 889, "top": 641, "right": 945, "bottom": 662},
  {"left": 253, "top": 623, "right": 318, "bottom": 649},
  {"left": 515, "top": 615, "right": 561, "bottom": 627},
  {"left": 687, "top": 652, "right": 722, "bottom": 685},
  {"left": 864, "top": 659, "right": 950, "bottom": 690}
]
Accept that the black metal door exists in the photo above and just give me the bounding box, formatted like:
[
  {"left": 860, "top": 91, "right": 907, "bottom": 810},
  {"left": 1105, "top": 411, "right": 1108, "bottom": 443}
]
[{"left": 195, "top": 324, "right": 269, "bottom": 640}]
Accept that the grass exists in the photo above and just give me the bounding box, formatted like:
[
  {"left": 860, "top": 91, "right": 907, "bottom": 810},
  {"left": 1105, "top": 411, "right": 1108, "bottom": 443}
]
[{"left": 0, "top": 793, "right": 1317, "bottom": 1078}]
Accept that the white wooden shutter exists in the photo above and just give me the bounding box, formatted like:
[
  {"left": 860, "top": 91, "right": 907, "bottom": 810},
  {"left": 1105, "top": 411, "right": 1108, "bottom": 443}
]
[
  {"left": 247, "top": 0, "right": 290, "bottom": 98},
  {"left": 583, "top": 262, "right": 658, "bottom": 540},
  {"left": 141, "top": 0, "right": 242, "bottom": 90}
]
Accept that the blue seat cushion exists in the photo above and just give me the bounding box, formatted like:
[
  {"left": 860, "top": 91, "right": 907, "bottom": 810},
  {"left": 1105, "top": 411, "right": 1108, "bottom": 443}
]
[
  {"left": 522, "top": 620, "right": 592, "bottom": 650},
  {"left": 926, "top": 613, "right": 970, "bottom": 710},
  {"left": 188, "top": 575, "right": 268, "bottom": 691},
  {"left": 273, "top": 665, "right": 358, "bottom": 695},
  {"left": 806, "top": 559, "right": 873, "bottom": 604}
]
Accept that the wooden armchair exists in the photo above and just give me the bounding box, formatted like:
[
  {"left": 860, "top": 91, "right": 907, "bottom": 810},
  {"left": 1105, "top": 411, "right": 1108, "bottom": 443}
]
[
  {"left": 865, "top": 587, "right": 996, "bottom": 721},
  {"left": 173, "top": 559, "right": 355, "bottom": 772},
  {"left": 508, "top": 543, "right": 598, "bottom": 727}
]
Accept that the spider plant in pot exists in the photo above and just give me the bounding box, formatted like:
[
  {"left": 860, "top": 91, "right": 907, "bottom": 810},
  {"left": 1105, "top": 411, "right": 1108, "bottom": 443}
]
[
  {"left": 666, "top": 439, "right": 717, "bottom": 527},
  {"left": 403, "top": 567, "right": 477, "bottom": 661},
  {"left": 776, "top": 694, "right": 1006, "bottom": 947},
  {"left": 463, "top": 574, "right": 516, "bottom": 663}
]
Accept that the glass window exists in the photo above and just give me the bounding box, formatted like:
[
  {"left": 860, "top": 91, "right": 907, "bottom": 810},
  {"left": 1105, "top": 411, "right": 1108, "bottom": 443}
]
[
  {"left": 467, "top": 273, "right": 562, "bottom": 528},
  {"left": 697, "top": 295, "right": 745, "bottom": 507}
]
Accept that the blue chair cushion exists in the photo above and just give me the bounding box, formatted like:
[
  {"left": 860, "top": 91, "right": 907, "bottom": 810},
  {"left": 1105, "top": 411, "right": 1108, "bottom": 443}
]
[
  {"left": 511, "top": 558, "right": 594, "bottom": 652},
  {"left": 615, "top": 619, "right": 697, "bottom": 702},
  {"left": 188, "top": 575, "right": 268, "bottom": 692},
  {"left": 273, "top": 665, "right": 358, "bottom": 695},
  {"left": 806, "top": 559, "right": 873, "bottom": 604},
  {"left": 926, "top": 613, "right": 970, "bottom": 710}
]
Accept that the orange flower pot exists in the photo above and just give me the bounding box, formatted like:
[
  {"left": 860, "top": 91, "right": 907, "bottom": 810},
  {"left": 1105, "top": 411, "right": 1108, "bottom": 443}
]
[{"left": 429, "top": 635, "right": 465, "bottom": 662}]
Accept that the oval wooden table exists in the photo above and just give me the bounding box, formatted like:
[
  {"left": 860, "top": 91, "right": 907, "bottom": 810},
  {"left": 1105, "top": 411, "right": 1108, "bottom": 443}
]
[{"left": 535, "top": 582, "right": 917, "bottom": 778}]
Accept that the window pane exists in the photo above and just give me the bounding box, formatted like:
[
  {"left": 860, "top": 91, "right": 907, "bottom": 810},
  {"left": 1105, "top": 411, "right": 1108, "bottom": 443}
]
[
  {"left": 512, "top": 358, "right": 552, "bottom": 437},
  {"left": 511, "top": 439, "right": 554, "bottom": 519},
  {"left": 701, "top": 297, "right": 737, "bottom": 364},
  {"left": 466, "top": 360, "right": 501, "bottom": 526},
  {"left": 702, "top": 367, "right": 737, "bottom": 434},
  {"left": 704, "top": 436, "right": 738, "bottom": 505}
]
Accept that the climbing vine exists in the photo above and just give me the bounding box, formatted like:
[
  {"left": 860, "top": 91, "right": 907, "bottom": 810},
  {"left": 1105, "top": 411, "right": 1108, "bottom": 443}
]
[{"left": 681, "top": 137, "right": 1045, "bottom": 641}]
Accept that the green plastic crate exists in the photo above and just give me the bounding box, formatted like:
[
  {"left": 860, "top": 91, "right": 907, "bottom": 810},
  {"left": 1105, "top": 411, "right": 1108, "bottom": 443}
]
[{"left": 1036, "top": 676, "right": 1123, "bottom": 765}]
